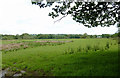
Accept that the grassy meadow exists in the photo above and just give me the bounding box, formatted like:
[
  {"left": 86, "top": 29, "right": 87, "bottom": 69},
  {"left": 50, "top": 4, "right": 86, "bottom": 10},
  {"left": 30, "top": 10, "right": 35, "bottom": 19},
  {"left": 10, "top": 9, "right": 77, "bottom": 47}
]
[
  {"left": 0, "top": 40, "right": 1, "bottom": 71},
  {"left": 1, "top": 38, "right": 119, "bottom": 76}
]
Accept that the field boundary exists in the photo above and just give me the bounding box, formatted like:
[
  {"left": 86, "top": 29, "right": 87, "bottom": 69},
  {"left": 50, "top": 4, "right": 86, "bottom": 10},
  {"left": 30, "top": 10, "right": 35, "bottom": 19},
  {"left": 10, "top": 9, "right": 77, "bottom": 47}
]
[{"left": 0, "top": 39, "right": 2, "bottom": 77}]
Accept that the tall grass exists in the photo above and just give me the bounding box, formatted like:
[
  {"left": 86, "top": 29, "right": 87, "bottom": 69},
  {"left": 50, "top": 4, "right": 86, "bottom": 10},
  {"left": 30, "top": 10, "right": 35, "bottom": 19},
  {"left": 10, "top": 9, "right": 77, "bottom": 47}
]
[
  {"left": 2, "top": 39, "right": 118, "bottom": 76},
  {"left": 105, "top": 42, "right": 110, "bottom": 50},
  {"left": 93, "top": 45, "right": 100, "bottom": 51},
  {"left": 77, "top": 46, "right": 82, "bottom": 52}
]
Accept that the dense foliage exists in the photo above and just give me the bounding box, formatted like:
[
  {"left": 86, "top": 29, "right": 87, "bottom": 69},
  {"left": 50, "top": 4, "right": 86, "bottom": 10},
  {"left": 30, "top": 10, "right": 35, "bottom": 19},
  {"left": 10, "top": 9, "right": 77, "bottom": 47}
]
[
  {"left": 0, "top": 33, "right": 119, "bottom": 40},
  {"left": 31, "top": 1, "right": 120, "bottom": 28}
]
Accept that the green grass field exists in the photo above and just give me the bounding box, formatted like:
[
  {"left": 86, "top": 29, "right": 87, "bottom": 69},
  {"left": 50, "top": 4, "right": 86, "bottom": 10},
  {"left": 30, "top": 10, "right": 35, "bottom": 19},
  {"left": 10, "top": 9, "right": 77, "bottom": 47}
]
[{"left": 1, "top": 38, "right": 119, "bottom": 76}]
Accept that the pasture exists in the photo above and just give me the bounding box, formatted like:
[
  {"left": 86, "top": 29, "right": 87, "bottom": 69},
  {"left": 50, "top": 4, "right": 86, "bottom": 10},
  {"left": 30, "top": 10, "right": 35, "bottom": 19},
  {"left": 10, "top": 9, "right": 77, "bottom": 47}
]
[{"left": 1, "top": 38, "right": 119, "bottom": 76}]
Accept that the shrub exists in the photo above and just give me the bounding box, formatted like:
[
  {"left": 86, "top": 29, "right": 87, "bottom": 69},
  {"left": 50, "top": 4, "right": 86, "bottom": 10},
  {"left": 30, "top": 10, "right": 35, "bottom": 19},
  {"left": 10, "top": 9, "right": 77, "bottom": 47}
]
[
  {"left": 86, "top": 45, "right": 91, "bottom": 51},
  {"left": 77, "top": 46, "right": 82, "bottom": 52},
  {"left": 23, "top": 45, "right": 28, "bottom": 49},
  {"left": 93, "top": 45, "right": 100, "bottom": 51},
  {"left": 85, "top": 49, "right": 88, "bottom": 53},
  {"left": 105, "top": 42, "right": 110, "bottom": 50},
  {"left": 110, "top": 43, "right": 112, "bottom": 45},
  {"left": 118, "top": 40, "right": 120, "bottom": 44},
  {"left": 69, "top": 48, "right": 74, "bottom": 54},
  {"left": 101, "top": 47, "right": 104, "bottom": 51},
  {"left": 64, "top": 50, "right": 68, "bottom": 54}
]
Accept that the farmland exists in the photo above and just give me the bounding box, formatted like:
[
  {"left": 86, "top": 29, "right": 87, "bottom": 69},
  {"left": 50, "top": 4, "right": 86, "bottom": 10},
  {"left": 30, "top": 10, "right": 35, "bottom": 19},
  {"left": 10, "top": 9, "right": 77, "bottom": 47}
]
[{"left": 1, "top": 38, "right": 119, "bottom": 76}]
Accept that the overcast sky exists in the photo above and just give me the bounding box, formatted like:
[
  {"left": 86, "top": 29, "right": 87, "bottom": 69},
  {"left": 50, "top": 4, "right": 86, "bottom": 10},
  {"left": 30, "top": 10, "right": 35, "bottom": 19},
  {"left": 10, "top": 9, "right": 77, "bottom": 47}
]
[{"left": 0, "top": 0, "right": 118, "bottom": 35}]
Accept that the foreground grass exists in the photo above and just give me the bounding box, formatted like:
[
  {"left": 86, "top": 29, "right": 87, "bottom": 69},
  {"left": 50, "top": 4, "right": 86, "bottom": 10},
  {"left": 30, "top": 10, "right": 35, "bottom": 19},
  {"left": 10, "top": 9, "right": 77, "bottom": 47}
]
[
  {"left": 2, "top": 38, "right": 119, "bottom": 76},
  {"left": 0, "top": 52, "right": 1, "bottom": 71}
]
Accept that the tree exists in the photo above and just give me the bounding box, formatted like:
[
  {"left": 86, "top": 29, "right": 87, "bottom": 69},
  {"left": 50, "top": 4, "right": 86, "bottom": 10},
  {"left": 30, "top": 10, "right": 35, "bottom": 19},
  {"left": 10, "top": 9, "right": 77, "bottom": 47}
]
[
  {"left": 82, "top": 33, "right": 88, "bottom": 38},
  {"left": 2, "top": 36, "right": 8, "bottom": 40},
  {"left": 101, "top": 34, "right": 111, "bottom": 38},
  {"left": 111, "top": 33, "right": 119, "bottom": 38},
  {"left": 31, "top": 0, "right": 120, "bottom": 28},
  {"left": 21, "top": 33, "right": 31, "bottom": 39},
  {"left": 2, "top": 35, "right": 15, "bottom": 40},
  {"left": 15, "top": 34, "right": 22, "bottom": 39}
]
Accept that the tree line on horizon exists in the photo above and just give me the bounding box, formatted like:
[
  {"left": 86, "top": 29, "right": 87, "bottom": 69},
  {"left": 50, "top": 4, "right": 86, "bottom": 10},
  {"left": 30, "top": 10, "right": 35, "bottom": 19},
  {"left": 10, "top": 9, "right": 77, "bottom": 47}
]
[{"left": 0, "top": 33, "right": 119, "bottom": 40}]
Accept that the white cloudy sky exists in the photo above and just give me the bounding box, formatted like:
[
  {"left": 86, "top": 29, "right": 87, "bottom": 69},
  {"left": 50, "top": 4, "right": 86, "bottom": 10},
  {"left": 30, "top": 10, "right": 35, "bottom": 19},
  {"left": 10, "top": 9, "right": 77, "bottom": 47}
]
[{"left": 0, "top": 0, "right": 118, "bottom": 35}]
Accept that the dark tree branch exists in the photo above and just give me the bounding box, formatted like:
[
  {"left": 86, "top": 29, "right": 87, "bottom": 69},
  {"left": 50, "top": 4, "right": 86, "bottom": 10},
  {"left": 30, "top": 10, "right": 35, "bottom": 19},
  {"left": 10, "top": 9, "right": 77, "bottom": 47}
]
[
  {"left": 54, "top": 14, "right": 68, "bottom": 23},
  {"left": 31, "top": 1, "right": 120, "bottom": 28}
]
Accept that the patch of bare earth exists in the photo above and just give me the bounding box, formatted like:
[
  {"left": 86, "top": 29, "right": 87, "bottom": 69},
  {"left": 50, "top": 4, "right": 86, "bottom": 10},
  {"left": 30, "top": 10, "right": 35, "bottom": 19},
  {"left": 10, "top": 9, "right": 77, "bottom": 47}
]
[
  {"left": 1, "top": 40, "right": 73, "bottom": 52},
  {"left": 0, "top": 43, "right": 28, "bottom": 52}
]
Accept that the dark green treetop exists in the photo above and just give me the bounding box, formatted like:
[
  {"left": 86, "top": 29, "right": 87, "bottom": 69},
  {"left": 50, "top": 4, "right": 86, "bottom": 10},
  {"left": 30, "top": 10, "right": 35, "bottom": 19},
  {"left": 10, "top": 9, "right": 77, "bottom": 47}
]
[{"left": 31, "top": 0, "right": 120, "bottom": 28}]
